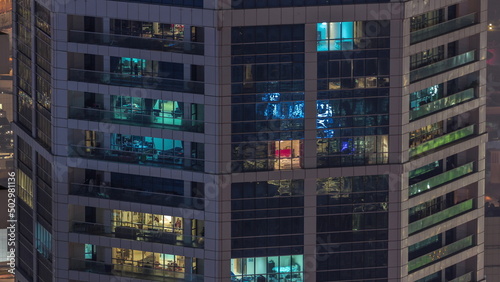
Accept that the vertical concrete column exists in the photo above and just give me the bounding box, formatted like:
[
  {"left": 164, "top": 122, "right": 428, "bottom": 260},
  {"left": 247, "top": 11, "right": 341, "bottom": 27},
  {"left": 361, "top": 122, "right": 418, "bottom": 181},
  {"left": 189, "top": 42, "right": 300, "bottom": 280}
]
[
  {"left": 184, "top": 180, "right": 193, "bottom": 213},
  {"left": 102, "top": 209, "right": 112, "bottom": 228},
  {"left": 183, "top": 218, "right": 193, "bottom": 246},
  {"left": 184, "top": 257, "right": 194, "bottom": 278},
  {"left": 184, "top": 25, "right": 192, "bottom": 52},
  {"left": 102, "top": 132, "right": 110, "bottom": 152},
  {"left": 184, "top": 142, "right": 192, "bottom": 169},
  {"left": 303, "top": 23, "right": 318, "bottom": 169},
  {"left": 303, "top": 178, "right": 317, "bottom": 282},
  {"left": 184, "top": 64, "right": 192, "bottom": 82}
]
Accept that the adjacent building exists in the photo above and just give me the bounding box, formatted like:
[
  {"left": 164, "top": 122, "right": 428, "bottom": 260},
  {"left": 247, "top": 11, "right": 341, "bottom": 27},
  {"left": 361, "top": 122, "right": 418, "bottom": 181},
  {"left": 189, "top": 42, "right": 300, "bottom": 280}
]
[{"left": 13, "top": 0, "right": 487, "bottom": 281}]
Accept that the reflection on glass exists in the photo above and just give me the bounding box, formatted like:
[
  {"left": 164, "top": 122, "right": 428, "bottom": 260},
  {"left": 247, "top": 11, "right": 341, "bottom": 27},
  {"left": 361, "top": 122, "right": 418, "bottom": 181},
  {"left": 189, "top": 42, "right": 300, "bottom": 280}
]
[
  {"left": 408, "top": 199, "right": 474, "bottom": 234},
  {"left": 409, "top": 162, "right": 474, "bottom": 197},
  {"left": 70, "top": 131, "right": 204, "bottom": 171},
  {"left": 410, "top": 13, "right": 477, "bottom": 44},
  {"left": 409, "top": 125, "right": 475, "bottom": 158},
  {"left": 259, "top": 93, "right": 304, "bottom": 120},
  {"left": 410, "top": 88, "right": 475, "bottom": 120},
  {"left": 317, "top": 135, "right": 389, "bottom": 167},
  {"left": 408, "top": 235, "right": 474, "bottom": 272},
  {"left": 410, "top": 84, "right": 442, "bottom": 110},
  {"left": 410, "top": 50, "right": 476, "bottom": 82}
]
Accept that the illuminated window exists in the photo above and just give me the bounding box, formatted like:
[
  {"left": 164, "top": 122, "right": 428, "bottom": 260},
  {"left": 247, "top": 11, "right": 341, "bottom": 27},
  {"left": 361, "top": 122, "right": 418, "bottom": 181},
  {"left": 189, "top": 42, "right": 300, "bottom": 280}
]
[
  {"left": 231, "top": 255, "right": 304, "bottom": 281},
  {"left": 84, "top": 244, "right": 95, "bottom": 260},
  {"left": 410, "top": 84, "right": 442, "bottom": 109},
  {"left": 36, "top": 223, "right": 52, "bottom": 260},
  {"left": 18, "top": 169, "right": 33, "bottom": 208},
  {"left": 112, "top": 247, "right": 199, "bottom": 274},
  {"left": 317, "top": 21, "right": 389, "bottom": 52}
]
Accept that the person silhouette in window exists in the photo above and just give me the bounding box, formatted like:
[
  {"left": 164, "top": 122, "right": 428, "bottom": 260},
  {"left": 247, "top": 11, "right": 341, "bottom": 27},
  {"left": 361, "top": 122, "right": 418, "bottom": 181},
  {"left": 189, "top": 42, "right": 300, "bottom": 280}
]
[{"left": 134, "top": 64, "right": 139, "bottom": 76}]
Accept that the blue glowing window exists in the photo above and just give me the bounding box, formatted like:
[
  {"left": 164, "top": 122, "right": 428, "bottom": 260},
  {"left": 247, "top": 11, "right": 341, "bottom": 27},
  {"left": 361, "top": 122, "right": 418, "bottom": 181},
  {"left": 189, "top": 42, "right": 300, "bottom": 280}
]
[
  {"left": 258, "top": 93, "right": 305, "bottom": 120},
  {"left": 36, "top": 223, "right": 52, "bottom": 260},
  {"left": 317, "top": 101, "right": 334, "bottom": 131},
  {"left": 85, "top": 244, "right": 95, "bottom": 260},
  {"left": 317, "top": 22, "right": 355, "bottom": 52}
]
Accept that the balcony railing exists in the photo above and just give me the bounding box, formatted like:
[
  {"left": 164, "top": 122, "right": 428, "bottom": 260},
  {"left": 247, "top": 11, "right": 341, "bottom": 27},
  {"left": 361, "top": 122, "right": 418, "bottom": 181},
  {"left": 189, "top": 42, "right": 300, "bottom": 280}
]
[
  {"left": 409, "top": 199, "right": 474, "bottom": 235},
  {"left": 409, "top": 162, "right": 474, "bottom": 197},
  {"left": 69, "top": 259, "right": 204, "bottom": 281},
  {"left": 408, "top": 235, "right": 474, "bottom": 272},
  {"left": 69, "top": 182, "right": 204, "bottom": 210},
  {"left": 68, "top": 145, "right": 204, "bottom": 172},
  {"left": 68, "top": 107, "right": 204, "bottom": 133},
  {"left": 410, "top": 88, "right": 475, "bottom": 120},
  {"left": 70, "top": 221, "right": 204, "bottom": 248},
  {"left": 409, "top": 125, "right": 475, "bottom": 158},
  {"left": 410, "top": 50, "right": 476, "bottom": 83},
  {"left": 449, "top": 272, "right": 473, "bottom": 282},
  {"left": 68, "top": 30, "right": 204, "bottom": 55},
  {"left": 410, "top": 13, "right": 477, "bottom": 44},
  {"left": 68, "top": 69, "right": 204, "bottom": 94}
]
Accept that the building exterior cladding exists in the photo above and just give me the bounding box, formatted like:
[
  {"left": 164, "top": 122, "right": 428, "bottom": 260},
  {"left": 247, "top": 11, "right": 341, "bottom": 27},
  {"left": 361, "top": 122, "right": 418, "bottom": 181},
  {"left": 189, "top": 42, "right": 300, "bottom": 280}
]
[{"left": 11, "top": 0, "right": 487, "bottom": 281}]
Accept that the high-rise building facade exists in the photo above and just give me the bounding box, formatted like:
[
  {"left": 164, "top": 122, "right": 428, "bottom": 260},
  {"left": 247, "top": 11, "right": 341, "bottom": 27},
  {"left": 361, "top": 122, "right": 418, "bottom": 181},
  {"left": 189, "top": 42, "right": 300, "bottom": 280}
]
[{"left": 12, "top": 0, "right": 487, "bottom": 281}]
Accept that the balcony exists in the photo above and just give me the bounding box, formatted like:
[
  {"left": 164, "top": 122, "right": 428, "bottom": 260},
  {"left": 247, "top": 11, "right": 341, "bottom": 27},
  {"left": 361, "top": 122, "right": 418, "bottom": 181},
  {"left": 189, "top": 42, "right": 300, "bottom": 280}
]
[
  {"left": 70, "top": 221, "right": 204, "bottom": 248},
  {"left": 408, "top": 235, "right": 474, "bottom": 272},
  {"left": 410, "top": 13, "right": 477, "bottom": 44},
  {"left": 410, "top": 88, "right": 475, "bottom": 121},
  {"left": 68, "top": 69, "right": 204, "bottom": 94},
  {"left": 68, "top": 145, "right": 204, "bottom": 172},
  {"left": 409, "top": 162, "right": 474, "bottom": 197},
  {"left": 69, "top": 259, "right": 203, "bottom": 282},
  {"left": 69, "top": 183, "right": 204, "bottom": 210},
  {"left": 68, "top": 30, "right": 204, "bottom": 55},
  {"left": 68, "top": 107, "right": 204, "bottom": 133},
  {"left": 409, "top": 125, "right": 475, "bottom": 158},
  {"left": 410, "top": 51, "right": 476, "bottom": 83},
  {"left": 408, "top": 199, "right": 474, "bottom": 235},
  {"left": 449, "top": 272, "right": 473, "bottom": 282}
]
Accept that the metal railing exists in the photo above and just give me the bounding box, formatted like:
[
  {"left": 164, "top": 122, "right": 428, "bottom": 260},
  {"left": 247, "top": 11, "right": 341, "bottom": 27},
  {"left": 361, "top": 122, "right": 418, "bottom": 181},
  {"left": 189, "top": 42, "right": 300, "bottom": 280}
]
[
  {"left": 449, "top": 272, "right": 473, "bottom": 282},
  {"left": 68, "top": 107, "right": 204, "bottom": 133},
  {"left": 410, "top": 50, "right": 476, "bottom": 83},
  {"left": 70, "top": 221, "right": 204, "bottom": 248},
  {"left": 410, "top": 13, "right": 477, "bottom": 44},
  {"left": 68, "top": 145, "right": 204, "bottom": 172},
  {"left": 69, "top": 258, "right": 204, "bottom": 281},
  {"left": 69, "top": 183, "right": 205, "bottom": 210},
  {"left": 68, "top": 30, "right": 204, "bottom": 55},
  {"left": 68, "top": 69, "right": 204, "bottom": 94},
  {"left": 409, "top": 199, "right": 474, "bottom": 235},
  {"left": 410, "top": 88, "right": 475, "bottom": 120},
  {"left": 409, "top": 162, "right": 474, "bottom": 197},
  {"left": 408, "top": 235, "right": 474, "bottom": 272}
]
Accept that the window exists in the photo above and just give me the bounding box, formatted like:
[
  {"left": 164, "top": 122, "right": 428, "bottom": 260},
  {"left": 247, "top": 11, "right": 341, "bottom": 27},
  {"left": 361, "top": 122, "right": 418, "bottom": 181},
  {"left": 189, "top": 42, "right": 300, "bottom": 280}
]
[
  {"left": 317, "top": 21, "right": 390, "bottom": 52},
  {"left": 36, "top": 223, "right": 52, "bottom": 260},
  {"left": 410, "top": 46, "right": 445, "bottom": 70},
  {"left": 111, "top": 19, "right": 186, "bottom": 41},
  {"left": 112, "top": 210, "right": 195, "bottom": 235},
  {"left": 18, "top": 169, "right": 33, "bottom": 208},
  {"left": 410, "top": 84, "right": 443, "bottom": 109},
  {"left": 231, "top": 25, "right": 305, "bottom": 172},
  {"left": 410, "top": 9, "right": 445, "bottom": 32},
  {"left": 36, "top": 104, "right": 51, "bottom": 150},
  {"left": 112, "top": 247, "right": 199, "bottom": 274},
  {"left": 85, "top": 244, "right": 95, "bottom": 260},
  {"left": 409, "top": 122, "right": 444, "bottom": 148},
  {"left": 231, "top": 255, "right": 304, "bottom": 281}
]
